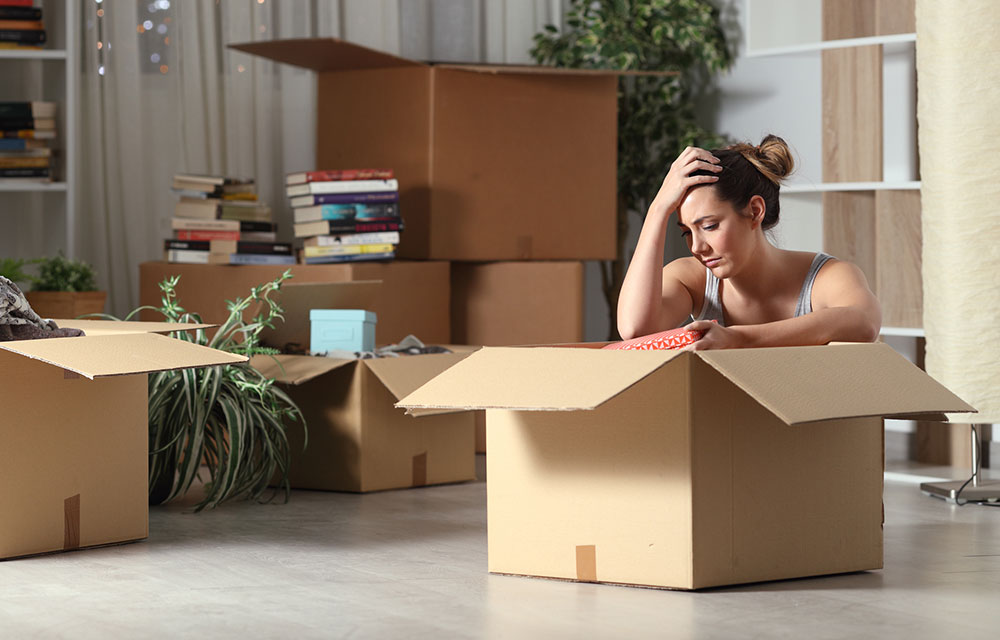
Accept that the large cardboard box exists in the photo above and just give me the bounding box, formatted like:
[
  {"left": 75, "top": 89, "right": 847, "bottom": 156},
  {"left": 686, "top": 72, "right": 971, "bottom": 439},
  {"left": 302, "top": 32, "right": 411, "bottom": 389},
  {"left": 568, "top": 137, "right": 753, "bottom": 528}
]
[
  {"left": 451, "top": 261, "right": 584, "bottom": 346},
  {"left": 229, "top": 38, "right": 633, "bottom": 261},
  {"left": 252, "top": 351, "right": 476, "bottom": 492},
  {"left": 399, "top": 343, "right": 974, "bottom": 590},
  {"left": 0, "top": 321, "right": 245, "bottom": 560},
  {"left": 139, "top": 260, "right": 450, "bottom": 346}
]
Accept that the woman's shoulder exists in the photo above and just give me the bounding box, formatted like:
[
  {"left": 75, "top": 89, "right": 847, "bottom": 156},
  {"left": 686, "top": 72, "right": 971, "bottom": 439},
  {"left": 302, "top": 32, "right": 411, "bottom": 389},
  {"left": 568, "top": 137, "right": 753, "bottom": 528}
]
[{"left": 663, "top": 256, "right": 705, "bottom": 283}]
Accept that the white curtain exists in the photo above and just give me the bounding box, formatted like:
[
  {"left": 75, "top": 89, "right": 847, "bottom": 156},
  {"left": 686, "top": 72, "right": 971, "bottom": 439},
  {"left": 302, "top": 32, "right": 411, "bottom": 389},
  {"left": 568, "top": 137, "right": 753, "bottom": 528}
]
[{"left": 75, "top": 0, "right": 567, "bottom": 316}]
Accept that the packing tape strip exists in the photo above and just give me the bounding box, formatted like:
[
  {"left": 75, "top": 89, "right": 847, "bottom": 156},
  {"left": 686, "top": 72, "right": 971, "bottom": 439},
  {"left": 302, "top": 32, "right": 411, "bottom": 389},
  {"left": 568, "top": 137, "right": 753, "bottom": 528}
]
[
  {"left": 412, "top": 452, "right": 428, "bottom": 487},
  {"left": 576, "top": 544, "right": 597, "bottom": 582},
  {"left": 64, "top": 494, "right": 80, "bottom": 550}
]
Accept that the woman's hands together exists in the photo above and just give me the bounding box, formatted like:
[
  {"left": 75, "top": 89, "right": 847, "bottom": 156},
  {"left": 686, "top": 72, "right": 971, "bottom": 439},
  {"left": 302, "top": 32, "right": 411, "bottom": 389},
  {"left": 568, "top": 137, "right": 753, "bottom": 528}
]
[{"left": 649, "top": 146, "right": 722, "bottom": 219}]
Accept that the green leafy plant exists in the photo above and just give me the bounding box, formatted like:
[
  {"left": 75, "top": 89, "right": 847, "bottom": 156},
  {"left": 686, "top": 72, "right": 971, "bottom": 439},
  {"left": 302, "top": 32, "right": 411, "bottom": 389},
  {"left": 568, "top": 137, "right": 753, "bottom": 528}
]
[
  {"left": 0, "top": 257, "right": 32, "bottom": 285},
  {"left": 30, "top": 253, "right": 98, "bottom": 292},
  {"left": 109, "top": 270, "right": 305, "bottom": 511},
  {"left": 531, "top": 0, "right": 733, "bottom": 338}
]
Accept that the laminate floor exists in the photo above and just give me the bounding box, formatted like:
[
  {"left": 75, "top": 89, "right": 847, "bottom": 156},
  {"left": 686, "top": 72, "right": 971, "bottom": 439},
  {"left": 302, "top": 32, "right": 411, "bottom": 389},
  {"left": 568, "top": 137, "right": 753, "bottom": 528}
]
[{"left": 2, "top": 458, "right": 999, "bottom": 639}]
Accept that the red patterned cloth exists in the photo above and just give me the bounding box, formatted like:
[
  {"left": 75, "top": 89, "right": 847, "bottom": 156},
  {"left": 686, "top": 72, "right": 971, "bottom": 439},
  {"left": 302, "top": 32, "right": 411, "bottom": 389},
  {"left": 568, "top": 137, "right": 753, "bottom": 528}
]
[{"left": 602, "top": 323, "right": 713, "bottom": 351}]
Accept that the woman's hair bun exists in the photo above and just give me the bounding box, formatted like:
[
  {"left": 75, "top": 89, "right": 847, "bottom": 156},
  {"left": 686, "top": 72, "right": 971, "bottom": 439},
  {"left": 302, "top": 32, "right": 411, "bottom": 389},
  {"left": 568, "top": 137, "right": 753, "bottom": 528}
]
[{"left": 731, "top": 134, "right": 794, "bottom": 186}]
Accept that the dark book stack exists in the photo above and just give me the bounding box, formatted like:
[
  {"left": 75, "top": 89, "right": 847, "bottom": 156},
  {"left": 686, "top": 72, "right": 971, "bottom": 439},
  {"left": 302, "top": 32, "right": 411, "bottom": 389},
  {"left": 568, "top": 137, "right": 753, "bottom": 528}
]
[
  {"left": 0, "top": 1, "right": 46, "bottom": 51},
  {"left": 167, "top": 173, "right": 293, "bottom": 265},
  {"left": 0, "top": 101, "right": 55, "bottom": 182},
  {"left": 286, "top": 169, "right": 402, "bottom": 264}
]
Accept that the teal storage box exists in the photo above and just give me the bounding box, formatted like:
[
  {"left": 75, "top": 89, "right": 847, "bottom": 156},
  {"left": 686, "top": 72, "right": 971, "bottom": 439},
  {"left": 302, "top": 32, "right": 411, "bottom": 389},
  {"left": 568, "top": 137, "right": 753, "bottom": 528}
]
[{"left": 310, "top": 309, "right": 377, "bottom": 353}]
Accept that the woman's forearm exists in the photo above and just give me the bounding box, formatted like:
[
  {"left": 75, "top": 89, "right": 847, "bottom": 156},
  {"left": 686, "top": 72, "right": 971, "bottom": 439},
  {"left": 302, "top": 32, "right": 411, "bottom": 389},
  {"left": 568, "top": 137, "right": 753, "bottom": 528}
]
[
  {"left": 733, "top": 306, "right": 880, "bottom": 348},
  {"left": 617, "top": 206, "right": 671, "bottom": 339}
]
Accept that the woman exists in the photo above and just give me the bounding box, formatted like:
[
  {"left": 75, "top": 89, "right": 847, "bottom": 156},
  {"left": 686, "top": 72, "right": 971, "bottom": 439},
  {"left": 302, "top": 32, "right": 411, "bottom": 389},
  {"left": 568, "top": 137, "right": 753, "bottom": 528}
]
[{"left": 616, "top": 134, "right": 881, "bottom": 349}]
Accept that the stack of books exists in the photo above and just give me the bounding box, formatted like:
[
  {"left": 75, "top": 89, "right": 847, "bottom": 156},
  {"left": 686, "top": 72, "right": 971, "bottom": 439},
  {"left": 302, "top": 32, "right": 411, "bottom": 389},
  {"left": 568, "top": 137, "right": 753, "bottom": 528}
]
[
  {"left": 167, "top": 173, "right": 293, "bottom": 265},
  {"left": 0, "top": 101, "right": 55, "bottom": 182},
  {"left": 287, "top": 169, "right": 403, "bottom": 264},
  {"left": 0, "top": 1, "right": 46, "bottom": 50}
]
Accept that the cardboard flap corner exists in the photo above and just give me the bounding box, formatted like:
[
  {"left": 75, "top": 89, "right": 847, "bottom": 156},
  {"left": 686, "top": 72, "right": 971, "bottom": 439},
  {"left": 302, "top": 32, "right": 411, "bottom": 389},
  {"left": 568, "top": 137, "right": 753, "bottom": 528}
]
[
  {"left": 258, "top": 280, "right": 382, "bottom": 352},
  {"left": 229, "top": 38, "right": 421, "bottom": 72},
  {"left": 697, "top": 343, "right": 977, "bottom": 425},
  {"left": 0, "top": 332, "right": 246, "bottom": 379},
  {"left": 396, "top": 346, "right": 682, "bottom": 412},
  {"left": 364, "top": 351, "right": 476, "bottom": 404},
  {"left": 249, "top": 353, "right": 357, "bottom": 385}
]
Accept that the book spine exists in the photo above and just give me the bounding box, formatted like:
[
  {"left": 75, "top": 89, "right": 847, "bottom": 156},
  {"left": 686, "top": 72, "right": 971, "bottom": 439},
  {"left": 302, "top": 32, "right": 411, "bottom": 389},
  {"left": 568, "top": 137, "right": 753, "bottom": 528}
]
[
  {"left": 0, "top": 102, "right": 31, "bottom": 119},
  {"left": 166, "top": 249, "right": 210, "bottom": 264},
  {"left": 235, "top": 242, "right": 293, "bottom": 255},
  {"left": 0, "top": 8, "right": 42, "bottom": 20},
  {"left": 286, "top": 178, "right": 398, "bottom": 197},
  {"left": 0, "top": 117, "right": 47, "bottom": 130},
  {"left": 0, "top": 20, "right": 43, "bottom": 30},
  {"left": 0, "top": 166, "right": 48, "bottom": 178},
  {"left": 304, "top": 243, "right": 395, "bottom": 258},
  {"left": 165, "top": 239, "right": 211, "bottom": 252},
  {"left": 295, "top": 220, "right": 403, "bottom": 237},
  {"left": 303, "top": 252, "right": 395, "bottom": 265},
  {"left": 0, "top": 29, "right": 46, "bottom": 44},
  {"left": 290, "top": 168, "right": 395, "bottom": 184},
  {"left": 227, "top": 254, "right": 297, "bottom": 266},
  {"left": 174, "top": 230, "right": 241, "bottom": 242},
  {"left": 171, "top": 217, "right": 239, "bottom": 232},
  {"left": 239, "top": 231, "right": 278, "bottom": 242},
  {"left": 239, "top": 220, "right": 277, "bottom": 233},
  {"left": 306, "top": 231, "right": 400, "bottom": 247},
  {"left": 291, "top": 191, "right": 400, "bottom": 207},
  {"left": 0, "top": 156, "right": 48, "bottom": 168}
]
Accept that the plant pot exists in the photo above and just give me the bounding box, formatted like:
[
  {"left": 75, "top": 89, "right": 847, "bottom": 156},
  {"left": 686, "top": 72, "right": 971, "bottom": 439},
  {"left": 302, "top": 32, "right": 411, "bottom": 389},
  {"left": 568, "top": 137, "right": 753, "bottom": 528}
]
[{"left": 25, "top": 290, "right": 107, "bottom": 320}]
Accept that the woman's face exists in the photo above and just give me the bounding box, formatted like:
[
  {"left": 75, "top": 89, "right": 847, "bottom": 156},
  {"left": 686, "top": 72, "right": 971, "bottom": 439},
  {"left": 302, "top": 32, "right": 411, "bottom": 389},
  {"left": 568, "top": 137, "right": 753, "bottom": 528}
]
[{"left": 676, "top": 186, "right": 758, "bottom": 279}]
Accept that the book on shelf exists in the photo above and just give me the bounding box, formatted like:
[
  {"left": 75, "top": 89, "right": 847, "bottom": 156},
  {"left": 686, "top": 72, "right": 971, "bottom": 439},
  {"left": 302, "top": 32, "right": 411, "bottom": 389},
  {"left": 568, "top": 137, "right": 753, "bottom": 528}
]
[
  {"left": 174, "top": 197, "right": 221, "bottom": 219},
  {"left": 0, "top": 102, "right": 56, "bottom": 120},
  {"left": 0, "top": 138, "right": 47, "bottom": 150},
  {"left": 1, "top": 129, "right": 55, "bottom": 139},
  {"left": 0, "top": 6, "right": 41, "bottom": 20},
  {"left": 294, "top": 218, "right": 404, "bottom": 238},
  {"left": 0, "top": 28, "right": 45, "bottom": 44},
  {"left": 293, "top": 202, "right": 398, "bottom": 224},
  {"left": 289, "top": 191, "right": 399, "bottom": 207},
  {"left": 0, "top": 19, "right": 43, "bottom": 30},
  {"left": 171, "top": 173, "right": 255, "bottom": 197},
  {"left": 303, "top": 243, "right": 396, "bottom": 259},
  {"left": 285, "top": 168, "right": 394, "bottom": 185},
  {"left": 0, "top": 155, "right": 48, "bottom": 168},
  {"left": 164, "top": 239, "right": 292, "bottom": 256},
  {"left": 219, "top": 202, "right": 271, "bottom": 222},
  {"left": 0, "top": 1, "right": 38, "bottom": 7},
  {"left": 302, "top": 231, "right": 401, "bottom": 247},
  {"left": 174, "top": 229, "right": 240, "bottom": 242},
  {"left": 166, "top": 250, "right": 296, "bottom": 266},
  {"left": 0, "top": 117, "right": 55, "bottom": 131},
  {"left": 302, "top": 251, "right": 396, "bottom": 265},
  {"left": 285, "top": 178, "right": 398, "bottom": 198},
  {"left": 0, "top": 166, "right": 48, "bottom": 179},
  {"left": 171, "top": 217, "right": 275, "bottom": 233}
]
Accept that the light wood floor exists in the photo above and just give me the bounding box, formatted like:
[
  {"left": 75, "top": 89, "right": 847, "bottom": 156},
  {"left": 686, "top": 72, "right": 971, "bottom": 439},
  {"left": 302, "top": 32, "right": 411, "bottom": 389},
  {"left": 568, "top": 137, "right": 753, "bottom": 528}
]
[{"left": 2, "top": 458, "right": 999, "bottom": 639}]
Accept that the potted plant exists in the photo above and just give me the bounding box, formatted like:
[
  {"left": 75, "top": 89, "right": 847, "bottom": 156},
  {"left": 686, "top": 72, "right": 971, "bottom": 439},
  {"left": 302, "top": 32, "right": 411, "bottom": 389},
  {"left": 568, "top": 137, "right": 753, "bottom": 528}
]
[
  {"left": 24, "top": 253, "right": 107, "bottom": 319},
  {"left": 108, "top": 270, "right": 305, "bottom": 511},
  {"left": 0, "top": 257, "right": 32, "bottom": 289},
  {"left": 532, "top": 0, "right": 733, "bottom": 338}
]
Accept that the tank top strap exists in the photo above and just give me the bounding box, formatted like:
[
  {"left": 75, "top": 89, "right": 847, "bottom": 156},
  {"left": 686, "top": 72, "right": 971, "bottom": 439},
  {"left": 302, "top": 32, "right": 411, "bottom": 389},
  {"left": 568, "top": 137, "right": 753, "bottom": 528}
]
[
  {"left": 794, "top": 252, "right": 835, "bottom": 317},
  {"left": 693, "top": 267, "right": 726, "bottom": 326}
]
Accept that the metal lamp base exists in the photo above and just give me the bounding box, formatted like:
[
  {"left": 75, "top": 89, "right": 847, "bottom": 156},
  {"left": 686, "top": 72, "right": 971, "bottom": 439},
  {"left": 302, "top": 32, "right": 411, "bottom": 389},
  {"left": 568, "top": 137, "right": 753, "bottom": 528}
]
[{"left": 920, "top": 479, "right": 1000, "bottom": 504}]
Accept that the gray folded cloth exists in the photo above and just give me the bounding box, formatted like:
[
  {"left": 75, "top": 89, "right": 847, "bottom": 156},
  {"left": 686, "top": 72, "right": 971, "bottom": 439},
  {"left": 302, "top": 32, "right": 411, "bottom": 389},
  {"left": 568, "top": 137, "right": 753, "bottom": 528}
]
[
  {"left": 312, "top": 334, "right": 451, "bottom": 360},
  {"left": 0, "top": 276, "right": 85, "bottom": 341}
]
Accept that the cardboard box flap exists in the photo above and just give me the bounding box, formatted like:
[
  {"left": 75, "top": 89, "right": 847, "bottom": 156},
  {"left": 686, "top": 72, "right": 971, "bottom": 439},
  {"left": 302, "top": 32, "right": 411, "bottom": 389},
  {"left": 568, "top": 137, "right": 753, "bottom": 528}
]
[
  {"left": 396, "top": 346, "right": 681, "bottom": 411},
  {"left": 0, "top": 332, "right": 247, "bottom": 379},
  {"left": 434, "top": 63, "right": 677, "bottom": 78},
  {"left": 364, "top": 351, "right": 476, "bottom": 403},
  {"left": 229, "top": 38, "right": 421, "bottom": 72},
  {"left": 259, "top": 280, "right": 381, "bottom": 352},
  {"left": 249, "top": 353, "right": 356, "bottom": 385},
  {"left": 697, "top": 343, "right": 977, "bottom": 425},
  {"left": 52, "top": 319, "right": 215, "bottom": 336}
]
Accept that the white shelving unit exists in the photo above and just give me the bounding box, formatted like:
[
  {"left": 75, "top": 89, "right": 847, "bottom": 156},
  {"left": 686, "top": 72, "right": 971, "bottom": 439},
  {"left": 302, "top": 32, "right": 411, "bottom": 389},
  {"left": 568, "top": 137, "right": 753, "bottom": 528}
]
[
  {"left": 783, "top": 181, "right": 921, "bottom": 194},
  {"left": 0, "top": 0, "right": 78, "bottom": 258}
]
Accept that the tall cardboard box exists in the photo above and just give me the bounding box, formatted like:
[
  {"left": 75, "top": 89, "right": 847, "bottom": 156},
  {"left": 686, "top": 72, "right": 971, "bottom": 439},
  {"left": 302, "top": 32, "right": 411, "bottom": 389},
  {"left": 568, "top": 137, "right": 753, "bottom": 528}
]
[
  {"left": 0, "top": 321, "right": 245, "bottom": 560},
  {"left": 139, "top": 260, "right": 450, "bottom": 346},
  {"left": 229, "top": 38, "right": 644, "bottom": 261},
  {"left": 253, "top": 351, "right": 476, "bottom": 492},
  {"left": 451, "top": 261, "right": 584, "bottom": 347},
  {"left": 399, "top": 343, "right": 974, "bottom": 590}
]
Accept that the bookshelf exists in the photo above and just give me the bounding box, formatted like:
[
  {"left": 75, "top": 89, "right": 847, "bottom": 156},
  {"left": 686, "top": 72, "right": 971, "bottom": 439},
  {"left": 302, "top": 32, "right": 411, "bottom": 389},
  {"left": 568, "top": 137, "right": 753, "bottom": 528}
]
[{"left": 0, "top": 0, "right": 78, "bottom": 258}]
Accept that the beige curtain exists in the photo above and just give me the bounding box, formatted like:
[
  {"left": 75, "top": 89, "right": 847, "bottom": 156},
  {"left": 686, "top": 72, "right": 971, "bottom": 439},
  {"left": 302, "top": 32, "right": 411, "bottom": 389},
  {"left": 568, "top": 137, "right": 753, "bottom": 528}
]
[{"left": 74, "top": 0, "right": 566, "bottom": 316}]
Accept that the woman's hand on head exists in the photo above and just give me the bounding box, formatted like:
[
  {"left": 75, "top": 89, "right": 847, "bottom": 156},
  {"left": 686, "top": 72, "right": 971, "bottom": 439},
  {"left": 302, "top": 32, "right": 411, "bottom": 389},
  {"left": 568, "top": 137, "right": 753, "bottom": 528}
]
[
  {"left": 680, "top": 320, "right": 744, "bottom": 351},
  {"left": 649, "top": 146, "right": 722, "bottom": 219}
]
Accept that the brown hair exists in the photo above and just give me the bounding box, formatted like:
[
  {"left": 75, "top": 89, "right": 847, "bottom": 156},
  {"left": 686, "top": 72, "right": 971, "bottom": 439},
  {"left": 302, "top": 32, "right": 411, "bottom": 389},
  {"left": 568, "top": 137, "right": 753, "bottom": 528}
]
[{"left": 691, "top": 134, "right": 794, "bottom": 230}]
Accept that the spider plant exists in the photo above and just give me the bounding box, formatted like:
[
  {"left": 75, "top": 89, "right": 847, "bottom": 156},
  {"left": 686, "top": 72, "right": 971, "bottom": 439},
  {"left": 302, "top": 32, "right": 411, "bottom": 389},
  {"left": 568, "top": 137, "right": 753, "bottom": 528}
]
[{"left": 108, "top": 270, "right": 305, "bottom": 511}]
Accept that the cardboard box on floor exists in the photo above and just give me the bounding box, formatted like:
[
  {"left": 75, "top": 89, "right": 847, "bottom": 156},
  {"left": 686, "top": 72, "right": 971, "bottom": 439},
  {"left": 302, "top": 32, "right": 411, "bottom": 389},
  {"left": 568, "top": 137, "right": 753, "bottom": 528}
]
[
  {"left": 398, "top": 343, "right": 975, "bottom": 590},
  {"left": 229, "top": 38, "right": 666, "bottom": 261},
  {"left": 451, "top": 261, "right": 584, "bottom": 347},
  {"left": 0, "top": 321, "right": 246, "bottom": 560},
  {"left": 252, "top": 348, "right": 477, "bottom": 493},
  {"left": 139, "top": 260, "right": 450, "bottom": 346}
]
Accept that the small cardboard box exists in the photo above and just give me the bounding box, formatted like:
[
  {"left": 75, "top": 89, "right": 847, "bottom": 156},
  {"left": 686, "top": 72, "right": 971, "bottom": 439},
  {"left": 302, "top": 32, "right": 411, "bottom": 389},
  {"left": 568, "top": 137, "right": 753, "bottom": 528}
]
[
  {"left": 228, "top": 38, "right": 658, "bottom": 261},
  {"left": 398, "top": 343, "right": 975, "bottom": 590},
  {"left": 451, "top": 261, "right": 584, "bottom": 347},
  {"left": 0, "top": 321, "right": 246, "bottom": 560},
  {"left": 252, "top": 350, "right": 477, "bottom": 493},
  {"left": 309, "top": 309, "right": 377, "bottom": 353},
  {"left": 139, "top": 260, "right": 451, "bottom": 346}
]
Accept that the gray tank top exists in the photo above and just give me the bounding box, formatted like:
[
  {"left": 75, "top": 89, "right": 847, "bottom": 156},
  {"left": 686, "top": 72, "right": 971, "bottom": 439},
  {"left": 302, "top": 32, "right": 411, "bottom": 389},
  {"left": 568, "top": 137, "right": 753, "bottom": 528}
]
[{"left": 691, "top": 253, "right": 834, "bottom": 327}]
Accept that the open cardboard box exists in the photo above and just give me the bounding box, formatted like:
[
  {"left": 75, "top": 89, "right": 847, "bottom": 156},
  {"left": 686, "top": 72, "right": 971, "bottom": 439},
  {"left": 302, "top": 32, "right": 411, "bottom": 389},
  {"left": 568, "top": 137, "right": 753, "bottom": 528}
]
[
  {"left": 229, "top": 38, "right": 671, "bottom": 261},
  {"left": 250, "top": 280, "right": 477, "bottom": 492},
  {"left": 0, "top": 320, "right": 246, "bottom": 560},
  {"left": 397, "top": 342, "right": 975, "bottom": 590}
]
